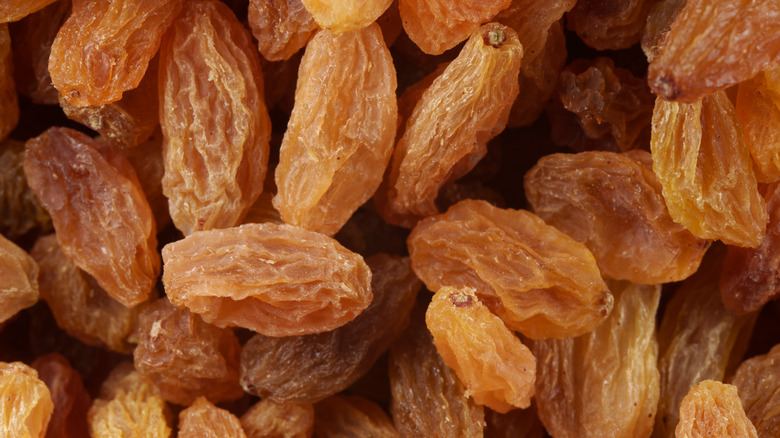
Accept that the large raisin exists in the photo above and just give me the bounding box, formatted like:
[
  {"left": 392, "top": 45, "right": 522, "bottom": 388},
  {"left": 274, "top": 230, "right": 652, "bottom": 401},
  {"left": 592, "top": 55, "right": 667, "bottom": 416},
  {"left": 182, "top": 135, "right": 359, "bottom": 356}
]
[
  {"left": 567, "top": 0, "right": 654, "bottom": 50},
  {"left": 240, "top": 399, "right": 314, "bottom": 438},
  {"left": 0, "top": 23, "right": 18, "bottom": 141},
  {"left": 0, "top": 139, "right": 52, "bottom": 240},
  {"left": 162, "top": 222, "right": 372, "bottom": 336},
  {"left": 313, "top": 395, "right": 399, "bottom": 438},
  {"left": 736, "top": 64, "right": 780, "bottom": 183},
  {"left": 0, "top": 362, "right": 53, "bottom": 438},
  {"left": 731, "top": 344, "right": 780, "bottom": 436},
  {"left": 159, "top": 0, "right": 271, "bottom": 235},
  {"left": 30, "top": 353, "right": 91, "bottom": 438},
  {"left": 273, "top": 23, "right": 397, "bottom": 236},
  {"left": 301, "top": 0, "right": 391, "bottom": 34},
  {"left": 675, "top": 380, "right": 758, "bottom": 437},
  {"left": 0, "top": 233, "right": 39, "bottom": 324},
  {"left": 248, "top": 0, "right": 317, "bottom": 62},
  {"left": 178, "top": 397, "right": 246, "bottom": 438}
]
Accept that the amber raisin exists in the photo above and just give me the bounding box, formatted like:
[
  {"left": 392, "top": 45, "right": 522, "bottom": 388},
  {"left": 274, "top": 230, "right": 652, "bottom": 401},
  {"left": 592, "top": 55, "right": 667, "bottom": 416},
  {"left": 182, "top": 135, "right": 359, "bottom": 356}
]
[
  {"left": 731, "top": 344, "right": 780, "bottom": 437},
  {"left": 240, "top": 399, "right": 314, "bottom": 438},
  {"left": 178, "top": 397, "right": 246, "bottom": 438},
  {"left": 30, "top": 353, "right": 91, "bottom": 438},
  {"left": 0, "top": 23, "right": 18, "bottom": 141},
  {"left": 567, "top": 0, "right": 655, "bottom": 50},
  {"left": 248, "top": 0, "right": 318, "bottom": 61},
  {"left": 736, "top": 64, "right": 780, "bottom": 183},
  {"left": 0, "top": 233, "right": 39, "bottom": 324},
  {"left": 0, "top": 0, "right": 58, "bottom": 22},
  {"left": 313, "top": 395, "right": 399, "bottom": 437},
  {"left": 0, "top": 361, "right": 54, "bottom": 438},
  {"left": 675, "top": 380, "right": 758, "bottom": 437},
  {"left": 301, "top": 0, "right": 391, "bottom": 34}
]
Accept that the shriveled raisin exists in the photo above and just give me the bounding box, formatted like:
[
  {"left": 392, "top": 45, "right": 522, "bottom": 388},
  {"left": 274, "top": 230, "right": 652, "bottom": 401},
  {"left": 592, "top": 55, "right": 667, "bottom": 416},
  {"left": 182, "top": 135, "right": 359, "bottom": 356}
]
[
  {"left": 178, "top": 397, "right": 246, "bottom": 438},
  {"left": 301, "top": 0, "right": 392, "bottom": 34},
  {"left": 0, "top": 0, "right": 58, "bottom": 23},
  {"left": 248, "top": 0, "right": 318, "bottom": 61},
  {"left": 675, "top": 380, "right": 757, "bottom": 438},
  {"left": 0, "top": 233, "right": 39, "bottom": 324},
  {"left": 313, "top": 395, "right": 399, "bottom": 438},
  {"left": 731, "top": 344, "right": 780, "bottom": 437},
  {"left": 240, "top": 399, "right": 314, "bottom": 438},
  {"left": 0, "top": 139, "right": 52, "bottom": 240},
  {"left": 30, "top": 353, "right": 91, "bottom": 438},
  {"left": 0, "top": 23, "right": 18, "bottom": 141},
  {"left": 736, "top": 64, "right": 780, "bottom": 183},
  {"left": 0, "top": 361, "right": 53, "bottom": 438},
  {"left": 566, "top": 0, "right": 655, "bottom": 50}
]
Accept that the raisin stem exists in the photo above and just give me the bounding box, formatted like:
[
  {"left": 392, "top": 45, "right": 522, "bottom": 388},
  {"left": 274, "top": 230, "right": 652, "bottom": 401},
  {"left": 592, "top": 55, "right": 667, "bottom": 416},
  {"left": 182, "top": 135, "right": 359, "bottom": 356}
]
[{"left": 483, "top": 29, "right": 505, "bottom": 48}]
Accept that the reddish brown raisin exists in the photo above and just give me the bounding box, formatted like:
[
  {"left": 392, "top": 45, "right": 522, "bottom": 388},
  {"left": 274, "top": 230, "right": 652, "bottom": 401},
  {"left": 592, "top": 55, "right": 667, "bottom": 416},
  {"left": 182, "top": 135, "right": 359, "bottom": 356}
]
[
  {"left": 567, "top": 0, "right": 655, "bottom": 50},
  {"left": 313, "top": 395, "right": 399, "bottom": 437},
  {"left": 248, "top": 0, "right": 318, "bottom": 61},
  {"left": 0, "top": 23, "right": 18, "bottom": 141},
  {"left": 30, "top": 353, "right": 90, "bottom": 438}
]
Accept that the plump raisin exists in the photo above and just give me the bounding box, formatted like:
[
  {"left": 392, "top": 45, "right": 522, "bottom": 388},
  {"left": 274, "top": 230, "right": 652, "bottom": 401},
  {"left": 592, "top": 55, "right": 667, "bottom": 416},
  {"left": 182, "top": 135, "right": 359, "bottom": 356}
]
[
  {"left": 248, "top": 0, "right": 318, "bottom": 61},
  {"left": 651, "top": 91, "right": 768, "bottom": 248},
  {"left": 531, "top": 281, "right": 660, "bottom": 438},
  {"left": 30, "top": 234, "right": 138, "bottom": 353},
  {"left": 0, "top": 0, "right": 59, "bottom": 22},
  {"left": 49, "top": 0, "right": 182, "bottom": 107},
  {"left": 640, "top": 0, "right": 686, "bottom": 63},
  {"left": 524, "top": 150, "right": 709, "bottom": 284},
  {"left": 427, "top": 287, "right": 536, "bottom": 413},
  {"left": 376, "top": 23, "right": 523, "bottom": 228},
  {"left": 736, "top": 64, "right": 780, "bottom": 183},
  {"left": 675, "top": 380, "right": 758, "bottom": 437},
  {"left": 484, "top": 405, "right": 545, "bottom": 438},
  {"left": 0, "top": 233, "right": 39, "bottom": 324},
  {"left": 240, "top": 399, "right": 314, "bottom": 438},
  {"left": 159, "top": 0, "right": 271, "bottom": 235},
  {"left": 0, "top": 361, "right": 54, "bottom": 438},
  {"left": 408, "top": 199, "right": 613, "bottom": 339},
  {"left": 162, "top": 222, "right": 372, "bottom": 337},
  {"left": 313, "top": 395, "right": 399, "bottom": 437},
  {"left": 566, "top": 0, "right": 655, "bottom": 50},
  {"left": 301, "top": 0, "right": 391, "bottom": 34},
  {"left": 30, "top": 353, "right": 91, "bottom": 438},
  {"left": 0, "top": 23, "right": 18, "bottom": 141},
  {"left": 0, "top": 139, "right": 52, "bottom": 240},
  {"left": 178, "top": 397, "right": 246, "bottom": 438},
  {"left": 23, "top": 127, "right": 160, "bottom": 307},
  {"left": 240, "top": 254, "right": 419, "bottom": 402},
  {"left": 273, "top": 23, "right": 397, "bottom": 236},
  {"left": 731, "top": 344, "right": 780, "bottom": 437}
]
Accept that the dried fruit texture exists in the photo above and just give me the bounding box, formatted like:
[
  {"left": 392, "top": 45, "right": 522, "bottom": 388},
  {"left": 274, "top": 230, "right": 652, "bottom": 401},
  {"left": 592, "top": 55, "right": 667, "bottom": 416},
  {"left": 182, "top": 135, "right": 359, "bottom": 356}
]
[
  {"left": 160, "top": 0, "right": 271, "bottom": 235},
  {"left": 426, "top": 287, "right": 536, "bottom": 413},
  {"left": 121, "top": 131, "right": 171, "bottom": 230},
  {"left": 9, "top": 0, "right": 69, "bottom": 104},
  {"left": 240, "top": 399, "right": 314, "bottom": 438},
  {"left": 273, "top": 24, "right": 397, "bottom": 236},
  {"left": 655, "top": 248, "right": 757, "bottom": 438},
  {"left": 0, "top": 361, "right": 53, "bottom": 438},
  {"left": 0, "top": 139, "right": 52, "bottom": 240},
  {"left": 675, "top": 380, "right": 758, "bottom": 438},
  {"left": 88, "top": 362, "right": 171, "bottom": 438},
  {"left": 389, "top": 307, "right": 485, "bottom": 437},
  {"left": 60, "top": 57, "right": 159, "bottom": 150},
  {"left": 301, "top": 0, "right": 391, "bottom": 34},
  {"left": 376, "top": 24, "right": 523, "bottom": 228},
  {"left": 548, "top": 58, "right": 655, "bottom": 152},
  {"left": 178, "top": 397, "right": 246, "bottom": 438},
  {"left": 49, "top": 0, "right": 182, "bottom": 107},
  {"left": 524, "top": 150, "right": 709, "bottom": 284},
  {"left": 240, "top": 254, "right": 419, "bottom": 402},
  {"left": 532, "top": 281, "right": 660, "bottom": 438},
  {"left": 30, "top": 234, "right": 138, "bottom": 353},
  {"left": 484, "top": 406, "right": 545, "bottom": 438},
  {"left": 648, "top": 0, "right": 780, "bottom": 103},
  {"left": 408, "top": 199, "right": 613, "bottom": 339},
  {"left": 731, "top": 344, "right": 780, "bottom": 436},
  {"left": 313, "top": 395, "right": 399, "bottom": 438},
  {"left": 30, "top": 354, "right": 90, "bottom": 438},
  {"left": 651, "top": 91, "right": 768, "bottom": 248},
  {"left": 567, "top": 0, "right": 654, "bottom": 50},
  {"left": 0, "top": 23, "right": 19, "bottom": 142},
  {"left": 0, "top": 233, "right": 39, "bottom": 324},
  {"left": 23, "top": 127, "right": 160, "bottom": 307},
  {"left": 248, "top": 0, "right": 318, "bottom": 61},
  {"left": 162, "top": 222, "right": 372, "bottom": 336},
  {"left": 736, "top": 64, "right": 780, "bottom": 183},
  {"left": 0, "top": 0, "right": 59, "bottom": 22},
  {"left": 720, "top": 183, "right": 780, "bottom": 314},
  {"left": 398, "top": 0, "right": 511, "bottom": 55},
  {"left": 134, "top": 297, "right": 243, "bottom": 406},
  {"left": 641, "top": 0, "right": 686, "bottom": 63}
]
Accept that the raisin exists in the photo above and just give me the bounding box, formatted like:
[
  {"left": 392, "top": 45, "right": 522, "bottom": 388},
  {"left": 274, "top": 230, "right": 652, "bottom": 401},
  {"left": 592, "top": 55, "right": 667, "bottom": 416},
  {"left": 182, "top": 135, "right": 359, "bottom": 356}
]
[
  {"left": 0, "top": 23, "right": 18, "bottom": 141},
  {"left": 651, "top": 91, "right": 768, "bottom": 248},
  {"left": 0, "top": 233, "right": 39, "bottom": 324},
  {"left": 567, "top": 0, "right": 654, "bottom": 50},
  {"left": 240, "top": 399, "right": 314, "bottom": 438},
  {"left": 484, "top": 405, "right": 545, "bottom": 438},
  {"left": 162, "top": 222, "right": 373, "bottom": 337},
  {"left": 0, "top": 362, "right": 54, "bottom": 438},
  {"left": 648, "top": 0, "right": 780, "bottom": 102},
  {"left": 398, "top": 0, "right": 511, "bottom": 55},
  {"left": 248, "top": 0, "right": 318, "bottom": 61},
  {"left": 731, "top": 344, "right": 780, "bottom": 436},
  {"left": 408, "top": 199, "right": 613, "bottom": 339},
  {"left": 240, "top": 254, "right": 419, "bottom": 402},
  {"left": 30, "top": 353, "right": 91, "bottom": 438},
  {"left": 376, "top": 23, "right": 523, "bottom": 228},
  {"left": 736, "top": 64, "right": 780, "bottom": 183},
  {"left": 531, "top": 281, "right": 660, "bottom": 438},
  {"left": 675, "top": 380, "right": 758, "bottom": 437},
  {"left": 30, "top": 234, "right": 138, "bottom": 353},
  {"left": 121, "top": 131, "right": 171, "bottom": 231},
  {"left": 273, "top": 23, "right": 397, "bottom": 236},
  {"left": 0, "top": 0, "right": 59, "bottom": 22},
  {"left": 49, "top": 0, "right": 182, "bottom": 107},
  {"left": 160, "top": 0, "right": 271, "bottom": 235},
  {"left": 313, "top": 395, "right": 399, "bottom": 437},
  {"left": 0, "top": 139, "right": 52, "bottom": 240},
  {"left": 524, "top": 150, "right": 709, "bottom": 284},
  {"left": 389, "top": 305, "right": 485, "bottom": 437},
  {"left": 426, "top": 287, "right": 536, "bottom": 413},
  {"left": 640, "top": 0, "right": 686, "bottom": 63},
  {"left": 134, "top": 297, "right": 243, "bottom": 406},
  {"left": 178, "top": 397, "right": 246, "bottom": 438},
  {"left": 23, "top": 127, "right": 160, "bottom": 307},
  {"left": 301, "top": 0, "right": 391, "bottom": 34}
]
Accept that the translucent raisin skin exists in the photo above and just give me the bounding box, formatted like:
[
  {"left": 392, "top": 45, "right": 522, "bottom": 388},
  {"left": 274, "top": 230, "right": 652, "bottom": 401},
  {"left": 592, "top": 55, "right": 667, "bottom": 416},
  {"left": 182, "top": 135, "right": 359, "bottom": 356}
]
[
  {"left": 0, "top": 139, "right": 52, "bottom": 240},
  {"left": 301, "top": 0, "right": 390, "bottom": 34},
  {"left": 313, "top": 395, "right": 399, "bottom": 437},
  {"left": 736, "top": 64, "right": 780, "bottom": 183},
  {"left": 160, "top": 0, "right": 271, "bottom": 235},
  {"left": 532, "top": 281, "right": 660, "bottom": 438},
  {"left": 566, "top": 0, "right": 654, "bottom": 50},
  {"left": 23, "top": 127, "right": 160, "bottom": 307},
  {"left": 524, "top": 150, "right": 709, "bottom": 284},
  {"left": 30, "top": 354, "right": 91, "bottom": 438},
  {"left": 376, "top": 24, "right": 523, "bottom": 228},
  {"left": 398, "top": 0, "right": 511, "bottom": 55},
  {"left": 30, "top": 234, "right": 138, "bottom": 353},
  {"left": 178, "top": 397, "right": 246, "bottom": 438},
  {"left": 0, "top": 232, "right": 39, "bottom": 324},
  {"left": 248, "top": 0, "right": 318, "bottom": 61},
  {"left": 240, "top": 254, "right": 419, "bottom": 402},
  {"left": 134, "top": 298, "right": 243, "bottom": 406},
  {"left": 0, "top": 362, "right": 53, "bottom": 438},
  {"left": 651, "top": 91, "right": 768, "bottom": 248},
  {"left": 0, "top": 23, "right": 19, "bottom": 141},
  {"left": 648, "top": 0, "right": 780, "bottom": 103},
  {"left": 273, "top": 23, "right": 397, "bottom": 236},
  {"left": 675, "top": 380, "right": 758, "bottom": 438},
  {"left": 240, "top": 400, "right": 314, "bottom": 438},
  {"left": 732, "top": 344, "right": 780, "bottom": 436},
  {"left": 408, "top": 199, "right": 613, "bottom": 340},
  {"left": 49, "top": 0, "right": 182, "bottom": 107},
  {"left": 162, "top": 222, "right": 372, "bottom": 337}
]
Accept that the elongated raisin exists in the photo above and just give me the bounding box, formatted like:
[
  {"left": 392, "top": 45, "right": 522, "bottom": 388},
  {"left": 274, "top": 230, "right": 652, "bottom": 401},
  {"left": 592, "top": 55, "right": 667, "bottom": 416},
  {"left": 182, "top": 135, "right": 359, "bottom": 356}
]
[
  {"left": 160, "top": 0, "right": 271, "bottom": 235},
  {"left": 736, "top": 64, "right": 780, "bottom": 183},
  {"left": 178, "top": 397, "right": 246, "bottom": 438},
  {"left": 0, "top": 233, "right": 39, "bottom": 324},
  {"left": 675, "top": 380, "right": 758, "bottom": 437},
  {"left": 0, "top": 23, "right": 18, "bottom": 141},
  {"left": 162, "top": 222, "right": 372, "bottom": 336},
  {"left": 567, "top": 0, "right": 655, "bottom": 50},
  {"left": 240, "top": 400, "right": 314, "bottom": 438},
  {"left": 0, "top": 362, "right": 53, "bottom": 438},
  {"left": 313, "top": 395, "right": 399, "bottom": 437},
  {"left": 248, "top": 0, "right": 317, "bottom": 61},
  {"left": 30, "top": 353, "right": 91, "bottom": 438},
  {"left": 301, "top": 0, "right": 392, "bottom": 34},
  {"left": 731, "top": 344, "right": 780, "bottom": 436}
]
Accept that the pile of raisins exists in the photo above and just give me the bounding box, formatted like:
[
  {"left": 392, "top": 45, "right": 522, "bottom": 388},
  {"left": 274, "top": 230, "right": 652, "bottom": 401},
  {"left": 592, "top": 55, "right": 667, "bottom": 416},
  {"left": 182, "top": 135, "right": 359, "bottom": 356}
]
[{"left": 1, "top": 0, "right": 780, "bottom": 436}]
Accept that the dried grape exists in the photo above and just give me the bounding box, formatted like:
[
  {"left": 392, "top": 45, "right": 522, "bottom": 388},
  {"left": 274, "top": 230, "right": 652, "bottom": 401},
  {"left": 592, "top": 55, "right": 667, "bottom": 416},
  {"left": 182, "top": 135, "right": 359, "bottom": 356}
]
[
  {"left": 0, "top": 233, "right": 39, "bottom": 324},
  {"left": 240, "top": 399, "right": 314, "bottom": 438},
  {"left": 301, "top": 0, "right": 391, "bottom": 34},
  {"left": 178, "top": 397, "right": 246, "bottom": 438},
  {"left": 30, "top": 353, "right": 90, "bottom": 438},
  {"left": 675, "top": 380, "right": 758, "bottom": 438},
  {"left": 0, "top": 139, "right": 52, "bottom": 240},
  {"left": 731, "top": 344, "right": 780, "bottom": 437},
  {"left": 0, "top": 23, "right": 18, "bottom": 141},
  {"left": 0, "top": 0, "right": 59, "bottom": 23},
  {"left": 736, "top": 64, "right": 780, "bottom": 183},
  {"left": 248, "top": 0, "right": 318, "bottom": 61},
  {"left": 313, "top": 395, "right": 399, "bottom": 438},
  {"left": 567, "top": 0, "right": 654, "bottom": 50},
  {"left": 0, "top": 361, "right": 53, "bottom": 438}
]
